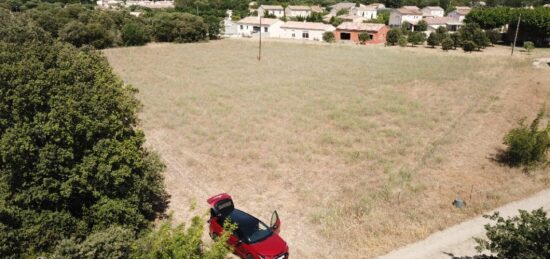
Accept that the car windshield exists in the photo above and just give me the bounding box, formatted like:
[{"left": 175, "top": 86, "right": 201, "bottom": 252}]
[{"left": 240, "top": 220, "right": 273, "bottom": 244}]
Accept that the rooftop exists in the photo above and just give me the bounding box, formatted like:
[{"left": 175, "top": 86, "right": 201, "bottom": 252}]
[
  {"left": 452, "top": 6, "right": 472, "bottom": 15},
  {"left": 395, "top": 6, "right": 422, "bottom": 15},
  {"left": 424, "top": 16, "right": 452, "bottom": 25},
  {"left": 337, "top": 22, "right": 386, "bottom": 32},
  {"left": 422, "top": 6, "right": 444, "bottom": 11},
  {"left": 236, "top": 16, "right": 282, "bottom": 26},
  {"left": 259, "top": 5, "right": 284, "bottom": 10}
]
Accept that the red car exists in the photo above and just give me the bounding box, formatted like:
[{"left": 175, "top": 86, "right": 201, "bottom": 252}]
[{"left": 207, "top": 193, "right": 289, "bottom": 259}]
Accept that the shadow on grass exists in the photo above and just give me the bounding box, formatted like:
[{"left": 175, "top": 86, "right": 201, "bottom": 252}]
[{"left": 442, "top": 252, "right": 495, "bottom": 259}]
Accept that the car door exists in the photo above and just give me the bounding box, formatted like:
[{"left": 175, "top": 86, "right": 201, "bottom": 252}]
[
  {"left": 228, "top": 229, "right": 248, "bottom": 257},
  {"left": 270, "top": 210, "right": 281, "bottom": 234}
]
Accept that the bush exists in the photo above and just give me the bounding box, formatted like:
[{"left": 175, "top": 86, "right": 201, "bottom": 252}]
[
  {"left": 323, "top": 31, "right": 335, "bottom": 43},
  {"left": 407, "top": 31, "right": 426, "bottom": 46},
  {"left": 398, "top": 35, "right": 408, "bottom": 47},
  {"left": 427, "top": 32, "right": 439, "bottom": 47},
  {"left": 524, "top": 41, "right": 535, "bottom": 52},
  {"left": 485, "top": 29, "right": 501, "bottom": 45},
  {"left": 59, "top": 21, "right": 115, "bottom": 48},
  {"left": 0, "top": 13, "right": 168, "bottom": 256},
  {"left": 121, "top": 22, "right": 150, "bottom": 46},
  {"left": 53, "top": 226, "right": 134, "bottom": 259},
  {"left": 441, "top": 37, "right": 454, "bottom": 51},
  {"left": 386, "top": 28, "right": 402, "bottom": 45},
  {"left": 475, "top": 208, "right": 550, "bottom": 259},
  {"left": 450, "top": 33, "right": 461, "bottom": 49},
  {"left": 358, "top": 32, "right": 370, "bottom": 44},
  {"left": 459, "top": 23, "right": 489, "bottom": 50},
  {"left": 462, "top": 40, "right": 477, "bottom": 52},
  {"left": 151, "top": 12, "right": 208, "bottom": 43},
  {"left": 502, "top": 110, "right": 549, "bottom": 166},
  {"left": 415, "top": 20, "right": 428, "bottom": 31}
]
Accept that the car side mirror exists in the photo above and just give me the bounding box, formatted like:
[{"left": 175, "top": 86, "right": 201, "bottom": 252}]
[{"left": 237, "top": 240, "right": 243, "bottom": 246}]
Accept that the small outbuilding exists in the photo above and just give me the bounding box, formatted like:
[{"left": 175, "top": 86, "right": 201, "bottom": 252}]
[
  {"left": 335, "top": 22, "right": 389, "bottom": 44},
  {"left": 280, "top": 21, "right": 335, "bottom": 41},
  {"left": 236, "top": 17, "right": 284, "bottom": 37}
]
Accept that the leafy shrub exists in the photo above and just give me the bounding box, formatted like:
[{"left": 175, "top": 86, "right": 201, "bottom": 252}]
[
  {"left": 485, "top": 29, "right": 501, "bottom": 45},
  {"left": 524, "top": 41, "right": 535, "bottom": 52},
  {"left": 53, "top": 226, "right": 134, "bottom": 259},
  {"left": 358, "top": 32, "right": 370, "bottom": 44},
  {"left": 441, "top": 37, "right": 454, "bottom": 51},
  {"left": 450, "top": 33, "right": 462, "bottom": 49},
  {"left": 407, "top": 31, "right": 426, "bottom": 46},
  {"left": 386, "top": 28, "right": 402, "bottom": 45},
  {"left": 323, "top": 31, "right": 335, "bottom": 43},
  {"left": 462, "top": 40, "right": 476, "bottom": 52},
  {"left": 459, "top": 23, "right": 489, "bottom": 50},
  {"left": 59, "top": 21, "right": 115, "bottom": 48},
  {"left": 502, "top": 110, "right": 549, "bottom": 166},
  {"left": 121, "top": 22, "right": 150, "bottom": 46},
  {"left": 398, "top": 35, "right": 407, "bottom": 47},
  {"left": 427, "top": 32, "right": 439, "bottom": 47},
  {"left": 415, "top": 20, "right": 428, "bottom": 31},
  {"left": 131, "top": 217, "right": 235, "bottom": 259},
  {"left": 151, "top": 12, "right": 208, "bottom": 43},
  {"left": 0, "top": 13, "right": 168, "bottom": 256},
  {"left": 475, "top": 208, "right": 550, "bottom": 259}
]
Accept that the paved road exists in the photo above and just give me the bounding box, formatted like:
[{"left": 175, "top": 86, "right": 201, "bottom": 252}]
[{"left": 379, "top": 189, "right": 550, "bottom": 259}]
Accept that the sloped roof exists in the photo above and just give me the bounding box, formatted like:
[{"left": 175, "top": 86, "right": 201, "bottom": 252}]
[
  {"left": 354, "top": 6, "right": 377, "bottom": 11},
  {"left": 422, "top": 6, "right": 444, "bottom": 11},
  {"left": 337, "top": 22, "right": 386, "bottom": 32},
  {"left": 330, "top": 2, "right": 365, "bottom": 9},
  {"left": 424, "top": 16, "right": 451, "bottom": 25},
  {"left": 281, "top": 21, "right": 335, "bottom": 31},
  {"left": 395, "top": 7, "right": 422, "bottom": 15},
  {"left": 237, "top": 16, "right": 281, "bottom": 26},
  {"left": 259, "top": 5, "right": 284, "bottom": 10},
  {"left": 287, "top": 5, "right": 311, "bottom": 11},
  {"left": 452, "top": 6, "right": 471, "bottom": 15}
]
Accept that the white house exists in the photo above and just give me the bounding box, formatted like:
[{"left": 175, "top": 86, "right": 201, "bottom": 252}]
[
  {"left": 421, "top": 6, "right": 444, "bottom": 17},
  {"left": 236, "top": 16, "right": 283, "bottom": 37},
  {"left": 389, "top": 6, "right": 422, "bottom": 27},
  {"left": 257, "top": 5, "right": 285, "bottom": 18},
  {"left": 447, "top": 6, "right": 471, "bottom": 22},
  {"left": 285, "top": 5, "right": 323, "bottom": 18},
  {"left": 329, "top": 2, "right": 365, "bottom": 15},
  {"left": 280, "top": 21, "right": 335, "bottom": 41},
  {"left": 223, "top": 10, "right": 238, "bottom": 37},
  {"left": 424, "top": 16, "right": 464, "bottom": 33},
  {"left": 351, "top": 6, "right": 377, "bottom": 20}
]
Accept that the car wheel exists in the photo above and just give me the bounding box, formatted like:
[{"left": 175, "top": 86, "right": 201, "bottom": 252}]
[{"left": 245, "top": 254, "right": 254, "bottom": 259}]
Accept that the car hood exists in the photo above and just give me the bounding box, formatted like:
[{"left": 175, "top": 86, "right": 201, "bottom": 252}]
[{"left": 250, "top": 234, "right": 287, "bottom": 256}]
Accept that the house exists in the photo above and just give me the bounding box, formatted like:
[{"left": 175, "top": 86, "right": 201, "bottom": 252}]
[
  {"left": 351, "top": 6, "right": 377, "bottom": 20},
  {"left": 421, "top": 6, "right": 444, "bottom": 17},
  {"left": 329, "top": 2, "right": 365, "bottom": 15},
  {"left": 280, "top": 21, "right": 335, "bottom": 41},
  {"left": 447, "top": 6, "right": 471, "bottom": 22},
  {"left": 389, "top": 6, "right": 423, "bottom": 28},
  {"left": 236, "top": 17, "right": 283, "bottom": 37},
  {"left": 258, "top": 5, "right": 285, "bottom": 18},
  {"left": 223, "top": 10, "right": 238, "bottom": 37},
  {"left": 367, "top": 3, "right": 385, "bottom": 9},
  {"left": 285, "top": 5, "right": 324, "bottom": 18},
  {"left": 335, "top": 22, "right": 389, "bottom": 44},
  {"left": 424, "top": 16, "right": 463, "bottom": 33},
  {"left": 338, "top": 14, "right": 367, "bottom": 23}
]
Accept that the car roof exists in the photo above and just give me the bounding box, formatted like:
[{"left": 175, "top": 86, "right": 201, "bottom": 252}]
[{"left": 228, "top": 209, "right": 261, "bottom": 226}]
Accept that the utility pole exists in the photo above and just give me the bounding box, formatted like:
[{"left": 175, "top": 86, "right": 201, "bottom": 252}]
[
  {"left": 258, "top": 16, "right": 262, "bottom": 61},
  {"left": 511, "top": 13, "right": 521, "bottom": 56}
]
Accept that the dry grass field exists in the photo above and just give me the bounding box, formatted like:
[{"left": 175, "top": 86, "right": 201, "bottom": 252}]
[{"left": 104, "top": 40, "right": 550, "bottom": 258}]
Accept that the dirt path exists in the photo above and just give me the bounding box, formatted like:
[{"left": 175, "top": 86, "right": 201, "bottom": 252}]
[{"left": 379, "top": 189, "right": 550, "bottom": 259}]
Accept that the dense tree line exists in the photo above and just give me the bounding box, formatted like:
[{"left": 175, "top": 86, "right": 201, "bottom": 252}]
[
  {"left": 0, "top": 10, "right": 231, "bottom": 258},
  {"left": 466, "top": 7, "right": 550, "bottom": 45},
  {"left": 0, "top": 1, "right": 214, "bottom": 49}
]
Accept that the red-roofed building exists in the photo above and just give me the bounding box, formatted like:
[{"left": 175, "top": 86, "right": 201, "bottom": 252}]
[{"left": 335, "top": 22, "right": 389, "bottom": 44}]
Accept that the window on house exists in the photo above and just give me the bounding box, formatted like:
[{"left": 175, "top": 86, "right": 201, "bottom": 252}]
[
  {"left": 340, "top": 32, "right": 351, "bottom": 40},
  {"left": 264, "top": 27, "right": 268, "bottom": 32},
  {"left": 240, "top": 25, "right": 243, "bottom": 29},
  {"left": 292, "top": 33, "right": 295, "bottom": 38},
  {"left": 302, "top": 32, "right": 309, "bottom": 38}
]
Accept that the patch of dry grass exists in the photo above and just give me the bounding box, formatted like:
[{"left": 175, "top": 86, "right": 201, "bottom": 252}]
[{"left": 104, "top": 40, "right": 550, "bottom": 258}]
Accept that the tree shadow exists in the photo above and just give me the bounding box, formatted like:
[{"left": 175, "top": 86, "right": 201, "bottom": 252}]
[
  {"left": 442, "top": 252, "right": 495, "bottom": 259},
  {"left": 489, "top": 147, "right": 515, "bottom": 167}
]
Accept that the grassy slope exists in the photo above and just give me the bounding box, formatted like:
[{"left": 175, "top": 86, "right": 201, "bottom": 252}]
[{"left": 104, "top": 40, "right": 550, "bottom": 257}]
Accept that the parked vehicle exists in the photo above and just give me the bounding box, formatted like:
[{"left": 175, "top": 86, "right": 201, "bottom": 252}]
[{"left": 207, "top": 193, "right": 289, "bottom": 259}]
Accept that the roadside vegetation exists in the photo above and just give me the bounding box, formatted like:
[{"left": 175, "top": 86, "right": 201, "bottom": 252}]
[
  {"left": 475, "top": 208, "right": 550, "bottom": 259},
  {"left": 0, "top": 10, "right": 231, "bottom": 258}
]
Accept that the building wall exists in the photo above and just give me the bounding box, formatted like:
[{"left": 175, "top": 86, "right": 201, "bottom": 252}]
[
  {"left": 258, "top": 7, "right": 285, "bottom": 17},
  {"left": 236, "top": 22, "right": 283, "bottom": 37},
  {"left": 422, "top": 9, "right": 444, "bottom": 17},
  {"left": 354, "top": 10, "right": 377, "bottom": 19},
  {"left": 389, "top": 12, "right": 402, "bottom": 26},
  {"left": 280, "top": 28, "right": 333, "bottom": 41},
  {"left": 334, "top": 26, "right": 388, "bottom": 44},
  {"left": 286, "top": 9, "right": 311, "bottom": 17},
  {"left": 448, "top": 11, "right": 465, "bottom": 22}
]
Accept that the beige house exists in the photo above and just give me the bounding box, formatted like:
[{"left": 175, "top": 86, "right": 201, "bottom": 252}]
[
  {"left": 421, "top": 6, "right": 444, "bottom": 17},
  {"left": 351, "top": 6, "right": 377, "bottom": 20},
  {"left": 329, "top": 2, "right": 365, "bottom": 15},
  {"left": 389, "top": 6, "right": 422, "bottom": 27},
  {"left": 257, "top": 5, "right": 285, "bottom": 18},
  {"left": 285, "top": 5, "right": 323, "bottom": 18},
  {"left": 447, "top": 6, "right": 471, "bottom": 22},
  {"left": 236, "top": 17, "right": 283, "bottom": 37},
  {"left": 280, "top": 21, "right": 335, "bottom": 41}
]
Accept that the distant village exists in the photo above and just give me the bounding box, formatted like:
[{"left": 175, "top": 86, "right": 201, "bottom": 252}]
[{"left": 222, "top": 3, "right": 472, "bottom": 44}]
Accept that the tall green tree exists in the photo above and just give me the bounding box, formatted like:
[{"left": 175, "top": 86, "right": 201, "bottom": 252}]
[{"left": 0, "top": 12, "right": 168, "bottom": 256}]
